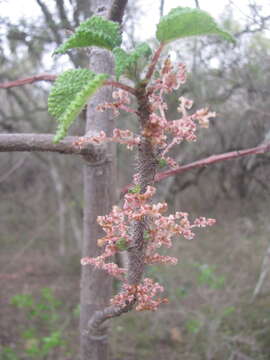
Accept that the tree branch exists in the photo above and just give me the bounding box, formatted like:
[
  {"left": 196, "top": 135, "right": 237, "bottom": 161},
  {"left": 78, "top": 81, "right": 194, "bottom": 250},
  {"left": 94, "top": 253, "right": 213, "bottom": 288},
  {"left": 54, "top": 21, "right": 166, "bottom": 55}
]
[
  {"left": 86, "top": 301, "right": 134, "bottom": 337},
  {"left": 0, "top": 76, "right": 138, "bottom": 97},
  {"left": 155, "top": 142, "right": 270, "bottom": 182},
  {"left": 105, "top": 80, "right": 136, "bottom": 95},
  {"left": 0, "top": 75, "right": 57, "bottom": 89},
  {"left": 120, "top": 143, "right": 270, "bottom": 194},
  {"left": 159, "top": 0, "right": 165, "bottom": 18},
  {"left": 194, "top": 0, "right": 200, "bottom": 8},
  {"left": 145, "top": 43, "right": 165, "bottom": 81},
  {"left": 36, "top": 0, "right": 62, "bottom": 44},
  {"left": 0, "top": 134, "right": 98, "bottom": 158},
  {"left": 108, "top": 0, "right": 128, "bottom": 23}
]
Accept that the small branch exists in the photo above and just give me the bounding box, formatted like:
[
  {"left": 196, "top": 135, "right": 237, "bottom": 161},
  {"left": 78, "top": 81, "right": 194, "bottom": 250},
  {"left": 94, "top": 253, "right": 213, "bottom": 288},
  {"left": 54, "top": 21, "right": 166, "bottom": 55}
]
[
  {"left": 194, "top": 0, "right": 200, "bottom": 8},
  {"left": 0, "top": 133, "right": 97, "bottom": 158},
  {"left": 145, "top": 43, "right": 165, "bottom": 81},
  {"left": 159, "top": 0, "right": 165, "bottom": 18},
  {"left": 86, "top": 301, "right": 134, "bottom": 337},
  {"left": 105, "top": 80, "right": 137, "bottom": 96},
  {"left": 0, "top": 77, "right": 137, "bottom": 98},
  {"left": 252, "top": 242, "right": 270, "bottom": 302},
  {"left": 108, "top": 0, "right": 128, "bottom": 23},
  {"left": 0, "top": 75, "right": 57, "bottom": 89},
  {"left": 120, "top": 143, "right": 270, "bottom": 194},
  {"left": 156, "top": 143, "right": 270, "bottom": 182}
]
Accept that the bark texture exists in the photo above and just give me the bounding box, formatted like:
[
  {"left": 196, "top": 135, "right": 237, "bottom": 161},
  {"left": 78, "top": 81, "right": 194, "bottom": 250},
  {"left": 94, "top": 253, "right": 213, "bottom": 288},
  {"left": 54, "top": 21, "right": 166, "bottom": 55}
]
[
  {"left": 79, "top": 2, "right": 126, "bottom": 359},
  {"left": 83, "top": 79, "right": 159, "bottom": 335},
  {"left": 127, "top": 84, "right": 158, "bottom": 286},
  {"left": 0, "top": 134, "right": 97, "bottom": 157}
]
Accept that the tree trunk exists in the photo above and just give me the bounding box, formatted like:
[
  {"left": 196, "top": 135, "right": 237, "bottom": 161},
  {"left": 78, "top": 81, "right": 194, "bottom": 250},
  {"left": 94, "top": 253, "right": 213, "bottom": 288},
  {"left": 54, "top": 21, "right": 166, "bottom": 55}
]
[{"left": 80, "top": 2, "right": 116, "bottom": 360}]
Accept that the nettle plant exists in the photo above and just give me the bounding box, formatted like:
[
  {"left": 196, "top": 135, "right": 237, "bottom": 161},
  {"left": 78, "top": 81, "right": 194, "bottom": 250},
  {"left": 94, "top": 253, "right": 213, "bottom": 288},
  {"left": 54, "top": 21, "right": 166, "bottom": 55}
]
[{"left": 48, "top": 7, "right": 234, "bottom": 326}]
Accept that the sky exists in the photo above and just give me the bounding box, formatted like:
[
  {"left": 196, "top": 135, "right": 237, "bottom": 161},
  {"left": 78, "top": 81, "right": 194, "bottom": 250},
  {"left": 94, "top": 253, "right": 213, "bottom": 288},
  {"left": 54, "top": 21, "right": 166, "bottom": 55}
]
[{"left": 1, "top": 0, "right": 270, "bottom": 26}]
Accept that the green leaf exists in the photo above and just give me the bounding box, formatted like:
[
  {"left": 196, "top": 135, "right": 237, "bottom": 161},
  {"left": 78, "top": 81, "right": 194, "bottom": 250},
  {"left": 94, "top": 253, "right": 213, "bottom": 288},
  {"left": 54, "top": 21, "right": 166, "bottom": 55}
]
[
  {"left": 143, "top": 230, "right": 150, "bottom": 240},
  {"left": 158, "top": 158, "right": 167, "bottom": 168},
  {"left": 11, "top": 293, "right": 34, "bottom": 308},
  {"left": 113, "top": 43, "right": 152, "bottom": 80},
  {"left": 222, "top": 306, "right": 235, "bottom": 317},
  {"left": 54, "top": 16, "right": 121, "bottom": 54},
  {"left": 128, "top": 184, "right": 141, "bottom": 194},
  {"left": 156, "top": 7, "right": 235, "bottom": 44},
  {"left": 113, "top": 48, "right": 129, "bottom": 80},
  {"left": 185, "top": 318, "right": 201, "bottom": 334},
  {"left": 116, "top": 238, "right": 128, "bottom": 251},
  {"left": 48, "top": 69, "right": 108, "bottom": 142}
]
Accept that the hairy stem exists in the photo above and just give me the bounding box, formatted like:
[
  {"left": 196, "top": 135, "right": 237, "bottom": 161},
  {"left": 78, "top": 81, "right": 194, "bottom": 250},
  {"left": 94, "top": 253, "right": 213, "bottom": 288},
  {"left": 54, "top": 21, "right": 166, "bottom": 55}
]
[
  {"left": 127, "top": 84, "right": 158, "bottom": 285},
  {"left": 120, "top": 142, "right": 270, "bottom": 194},
  {"left": 85, "top": 82, "right": 158, "bottom": 334}
]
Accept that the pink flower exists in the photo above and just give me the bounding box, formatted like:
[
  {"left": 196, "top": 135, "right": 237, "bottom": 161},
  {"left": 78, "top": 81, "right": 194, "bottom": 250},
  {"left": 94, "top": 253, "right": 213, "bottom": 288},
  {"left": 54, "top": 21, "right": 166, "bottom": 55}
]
[{"left": 80, "top": 60, "right": 217, "bottom": 312}]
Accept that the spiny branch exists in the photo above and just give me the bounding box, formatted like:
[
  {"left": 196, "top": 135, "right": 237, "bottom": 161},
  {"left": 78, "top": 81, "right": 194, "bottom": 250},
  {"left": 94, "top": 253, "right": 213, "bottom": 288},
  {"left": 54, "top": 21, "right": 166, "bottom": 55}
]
[{"left": 120, "top": 142, "right": 270, "bottom": 194}]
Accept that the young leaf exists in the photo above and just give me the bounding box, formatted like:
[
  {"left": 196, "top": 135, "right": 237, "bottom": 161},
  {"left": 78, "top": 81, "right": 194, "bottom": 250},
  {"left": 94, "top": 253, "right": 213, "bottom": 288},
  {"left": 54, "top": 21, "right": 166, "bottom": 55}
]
[
  {"left": 113, "top": 47, "right": 129, "bottom": 80},
  {"left": 116, "top": 238, "right": 128, "bottom": 251},
  {"left": 158, "top": 158, "right": 167, "bottom": 168},
  {"left": 128, "top": 184, "right": 141, "bottom": 194},
  {"left": 54, "top": 15, "right": 122, "bottom": 55},
  {"left": 156, "top": 7, "right": 235, "bottom": 44},
  {"left": 113, "top": 43, "right": 152, "bottom": 80},
  {"left": 48, "top": 69, "right": 108, "bottom": 142}
]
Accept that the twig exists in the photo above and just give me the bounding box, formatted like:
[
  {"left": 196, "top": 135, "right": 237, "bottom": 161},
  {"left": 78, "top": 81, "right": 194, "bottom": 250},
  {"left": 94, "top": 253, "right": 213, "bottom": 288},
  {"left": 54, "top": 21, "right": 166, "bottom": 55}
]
[
  {"left": 155, "top": 142, "right": 270, "bottom": 182},
  {"left": 145, "top": 43, "right": 165, "bottom": 81},
  {"left": 0, "top": 74, "right": 57, "bottom": 89},
  {"left": 0, "top": 76, "right": 138, "bottom": 97},
  {"left": 108, "top": 0, "right": 128, "bottom": 23},
  {"left": 120, "top": 142, "right": 270, "bottom": 194},
  {"left": 159, "top": 0, "right": 165, "bottom": 18},
  {"left": 105, "top": 80, "right": 137, "bottom": 96}
]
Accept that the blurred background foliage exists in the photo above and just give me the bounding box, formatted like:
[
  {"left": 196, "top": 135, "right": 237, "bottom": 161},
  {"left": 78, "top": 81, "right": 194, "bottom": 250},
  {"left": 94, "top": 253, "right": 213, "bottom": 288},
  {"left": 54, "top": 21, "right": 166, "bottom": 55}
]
[{"left": 0, "top": 0, "right": 270, "bottom": 359}]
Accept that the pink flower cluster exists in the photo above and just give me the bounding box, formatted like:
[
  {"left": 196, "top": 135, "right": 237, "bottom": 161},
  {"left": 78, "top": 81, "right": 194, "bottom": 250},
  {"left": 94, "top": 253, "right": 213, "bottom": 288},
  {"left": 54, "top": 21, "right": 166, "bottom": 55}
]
[
  {"left": 89, "top": 59, "right": 215, "bottom": 163},
  {"left": 143, "top": 59, "right": 216, "bottom": 160},
  {"left": 81, "top": 185, "right": 215, "bottom": 309},
  {"left": 80, "top": 59, "right": 217, "bottom": 311},
  {"left": 111, "top": 278, "right": 168, "bottom": 311},
  {"left": 96, "top": 89, "right": 136, "bottom": 116},
  {"left": 74, "top": 128, "right": 140, "bottom": 150}
]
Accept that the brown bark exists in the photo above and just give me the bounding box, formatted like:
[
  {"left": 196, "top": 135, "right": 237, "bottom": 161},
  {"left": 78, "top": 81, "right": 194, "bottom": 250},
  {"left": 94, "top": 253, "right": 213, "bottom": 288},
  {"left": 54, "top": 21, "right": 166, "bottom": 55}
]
[
  {"left": 127, "top": 84, "right": 158, "bottom": 286},
  {"left": 82, "top": 61, "right": 160, "bottom": 337},
  {"left": 0, "top": 134, "right": 97, "bottom": 157},
  {"left": 108, "top": 0, "right": 128, "bottom": 23},
  {"left": 79, "top": 2, "right": 128, "bottom": 360}
]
